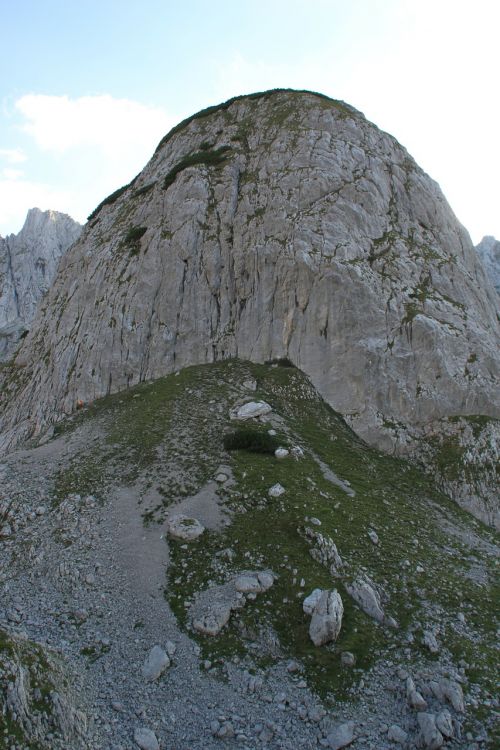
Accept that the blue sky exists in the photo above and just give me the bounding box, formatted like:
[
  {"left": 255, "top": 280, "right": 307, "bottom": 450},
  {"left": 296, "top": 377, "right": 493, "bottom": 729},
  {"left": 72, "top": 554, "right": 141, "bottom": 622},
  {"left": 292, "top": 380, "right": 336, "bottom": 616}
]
[{"left": 1, "top": 0, "right": 498, "bottom": 242}]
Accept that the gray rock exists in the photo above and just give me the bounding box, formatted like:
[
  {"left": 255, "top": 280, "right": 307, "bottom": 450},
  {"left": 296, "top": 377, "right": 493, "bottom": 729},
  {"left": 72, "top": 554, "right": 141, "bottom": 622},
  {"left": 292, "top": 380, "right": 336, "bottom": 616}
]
[
  {"left": 133, "top": 727, "right": 159, "bottom": 750},
  {"left": 340, "top": 651, "right": 355, "bottom": 667},
  {"left": 268, "top": 483, "right": 286, "bottom": 498},
  {"left": 234, "top": 574, "right": 262, "bottom": 593},
  {"left": 422, "top": 630, "right": 440, "bottom": 653},
  {"left": 165, "top": 640, "right": 176, "bottom": 657},
  {"left": 242, "top": 378, "right": 257, "bottom": 391},
  {"left": 417, "top": 713, "right": 444, "bottom": 750},
  {"left": 232, "top": 401, "right": 272, "bottom": 420},
  {"left": 141, "top": 645, "right": 170, "bottom": 682},
  {"left": 309, "top": 589, "right": 343, "bottom": 646},
  {"left": 435, "top": 710, "right": 454, "bottom": 739},
  {"left": 407, "top": 677, "right": 427, "bottom": 710},
  {"left": 303, "top": 588, "right": 323, "bottom": 615},
  {"left": 192, "top": 601, "right": 233, "bottom": 636},
  {"left": 387, "top": 724, "right": 407, "bottom": 743},
  {"left": 275, "top": 447, "right": 289, "bottom": 459},
  {"left": 325, "top": 721, "right": 355, "bottom": 749},
  {"left": 166, "top": 514, "right": 205, "bottom": 541},
  {"left": 345, "top": 578, "right": 385, "bottom": 623},
  {"left": 368, "top": 529, "right": 379, "bottom": 545},
  {"left": 303, "top": 528, "right": 343, "bottom": 574},
  {"left": 257, "top": 571, "right": 275, "bottom": 591},
  {"left": 430, "top": 678, "right": 465, "bottom": 713}
]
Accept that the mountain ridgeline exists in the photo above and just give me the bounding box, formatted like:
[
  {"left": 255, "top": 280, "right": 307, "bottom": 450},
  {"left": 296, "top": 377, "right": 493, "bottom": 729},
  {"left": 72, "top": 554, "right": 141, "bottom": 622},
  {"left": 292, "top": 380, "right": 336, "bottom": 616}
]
[{"left": 0, "top": 89, "right": 499, "bottom": 525}]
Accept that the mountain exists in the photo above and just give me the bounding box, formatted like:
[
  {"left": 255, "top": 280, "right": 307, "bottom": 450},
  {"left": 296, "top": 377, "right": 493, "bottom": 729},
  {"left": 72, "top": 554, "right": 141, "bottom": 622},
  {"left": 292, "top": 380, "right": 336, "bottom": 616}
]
[
  {"left": 0, "top": 208, "right": 81, "bottom": 361},
  {"left": 1, "top": 361, "right": 498, "bottom": 749},
  {"left": 475, "top": 236, "right": 500, "bottom": 297},
  {"left": 0, "top": 90, "right": 498, "bottom": 527}
]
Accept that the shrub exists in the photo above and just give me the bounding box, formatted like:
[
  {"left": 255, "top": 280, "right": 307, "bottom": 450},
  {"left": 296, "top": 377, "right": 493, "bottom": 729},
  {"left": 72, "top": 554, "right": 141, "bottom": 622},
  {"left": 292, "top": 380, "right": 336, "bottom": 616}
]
[
  {"left": 265, "top": 357, "right": 295, "bottom": 368},
  {"left": 124, "top": 226, "right": 147, "bottom": 244},
  {"left": 87, "top": 181, "right": 135, "bottom": 222},
  {"left": 120, "top": 226, "right": 147, "bottom": 255},
  {"left": 163, "top": 146, "right": 231, "bottom": 190},
  {"left": 132, "top": 182, "right": 156, "bottom": 197},
  {"left": 223, "top": 428, "right": 280, "bottom": 454}
]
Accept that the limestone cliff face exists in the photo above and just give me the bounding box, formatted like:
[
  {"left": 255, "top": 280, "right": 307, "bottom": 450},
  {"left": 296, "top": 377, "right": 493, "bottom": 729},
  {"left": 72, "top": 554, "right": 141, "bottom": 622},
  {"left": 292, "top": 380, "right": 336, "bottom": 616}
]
[
  {"left": 476, "top": 235, "right": 500, "bottom": 298},
  {"left": 0, "top": 90, "right": 498, "bottom": 520},
  {"left": 0, "top": 208, "right": 81, "bottom": 360}
]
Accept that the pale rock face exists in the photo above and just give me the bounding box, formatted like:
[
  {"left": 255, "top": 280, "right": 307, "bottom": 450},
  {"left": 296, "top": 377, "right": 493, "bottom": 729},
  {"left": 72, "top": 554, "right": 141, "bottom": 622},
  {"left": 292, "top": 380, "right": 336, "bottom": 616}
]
[
  {"left": 476, "top": 235, "right": 500, "bottom": 297},
  {"left": 0, "top": 208, "right": 81, "bottom": 360},
  {"left": 0, "top": 91, "right": 498, "bottom": 523}
]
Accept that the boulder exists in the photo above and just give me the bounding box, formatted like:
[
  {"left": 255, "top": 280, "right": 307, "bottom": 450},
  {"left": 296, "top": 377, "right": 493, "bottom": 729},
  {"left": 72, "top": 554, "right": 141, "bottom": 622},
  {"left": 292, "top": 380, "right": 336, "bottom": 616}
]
[
  {"left": 435, "top": 710, "right": 454, "bottom": 739},
  {"left": 309, "top": 589, "right": 343, "bottom": 646},
  {"left": 192, "top": 602, "right": 233, "bottom": 636},
  {"left": 387, "top": 724, "right": 407, "bottom": 744},
  {"left": 232, "top": 401, "right": 272, "bottom": 420},
  {"left": 325, "top": 721, "right": 355, "bottom": 750},
  {"left": 134, "top": 727, "right": 160, "bottom": 750},
  {"left": 166, "top": 514, "right": 205, "bottom": 541},
  {"left": 141, "top": 646, "right": 170, "bottom": 682},
  {"left": 303, "top": 588, "right": 323, "bottom": 615},
  {"left": 417, "top": 713, "right": 444, "bottom": 750},
  {"left": 345, "top": 578, "right": 384, "bottom": 623}
]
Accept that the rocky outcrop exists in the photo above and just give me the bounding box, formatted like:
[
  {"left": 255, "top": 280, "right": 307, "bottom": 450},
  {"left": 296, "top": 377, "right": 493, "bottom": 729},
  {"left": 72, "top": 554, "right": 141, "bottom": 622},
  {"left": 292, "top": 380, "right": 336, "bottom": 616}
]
[
  {"left": 0, "top": 208, "right": 81, "bottom": 360},
  {"left": 476, "top": 235, "right": 500, "bottom": 298},
  {"left": 0, "top": 90, "right": 498, "bottom": 522}
]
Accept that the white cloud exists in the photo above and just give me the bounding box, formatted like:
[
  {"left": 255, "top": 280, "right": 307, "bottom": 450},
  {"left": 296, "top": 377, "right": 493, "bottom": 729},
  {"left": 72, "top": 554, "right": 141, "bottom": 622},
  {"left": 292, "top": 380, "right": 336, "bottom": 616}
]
[
  {"left": 0, "top": 176, "right": 73, "bottom": 236},
  {"left": 1, "top": 168, "right": 24, "bottom": 180},
  {"left": 16, "top": 94, "right": 174, "bottom": 157},
  {"left": 0, "top": 94, "right": 178, "bottom": 235},
  {"left": 0, "top": 148, "right": 27, "bottom": 164}
]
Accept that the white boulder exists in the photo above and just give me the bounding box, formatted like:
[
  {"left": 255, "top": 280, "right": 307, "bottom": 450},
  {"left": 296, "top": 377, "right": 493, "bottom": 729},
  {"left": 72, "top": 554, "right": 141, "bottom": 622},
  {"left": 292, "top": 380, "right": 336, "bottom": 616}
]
[
  {"left": 232, "top": 401, "right": 272, "bottom": 420},
  {"left": 166, "top": 514, "right": 205, "bottom": 541},
  {"left": 309, "top": 589, "right": 343, "bottom": 647}
]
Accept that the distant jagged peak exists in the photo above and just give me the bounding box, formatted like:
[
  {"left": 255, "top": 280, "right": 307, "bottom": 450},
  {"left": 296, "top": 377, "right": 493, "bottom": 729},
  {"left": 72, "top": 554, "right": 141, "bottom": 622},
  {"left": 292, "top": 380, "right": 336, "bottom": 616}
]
[
  {"left": 11, "top": 207, "right": 82, "bottom": 240},
  {"left": 0, "top": 207, "right": 82, "bottom": 361},
  {"left": 475, "top": 235, "right": 500, "bottom": 295}
]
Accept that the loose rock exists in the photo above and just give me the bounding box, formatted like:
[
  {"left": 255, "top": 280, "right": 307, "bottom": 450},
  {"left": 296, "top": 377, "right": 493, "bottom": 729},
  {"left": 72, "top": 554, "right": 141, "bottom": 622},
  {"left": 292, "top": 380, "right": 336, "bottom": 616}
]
[
  {"left": 325, "top": 721, "right": 355, "bottom": 750},
  {"left": 309, "top": 589, "right": 343, "bottom": 647},
  {"left": 166, "top": 514, "right": 205, "bottom": 541},
  {"left": 133, "top": 727, "right": 160, "bottom": 750},
  {"left": 141, "top": 645, "right": 170, "bottom": 682}
]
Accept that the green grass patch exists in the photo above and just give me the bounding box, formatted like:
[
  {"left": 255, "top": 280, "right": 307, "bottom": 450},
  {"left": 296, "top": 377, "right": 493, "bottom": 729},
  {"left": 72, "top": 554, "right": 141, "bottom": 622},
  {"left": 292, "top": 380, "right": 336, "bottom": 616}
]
[{"left": 163, "top": 146, "right": 232, "bottom": 190}]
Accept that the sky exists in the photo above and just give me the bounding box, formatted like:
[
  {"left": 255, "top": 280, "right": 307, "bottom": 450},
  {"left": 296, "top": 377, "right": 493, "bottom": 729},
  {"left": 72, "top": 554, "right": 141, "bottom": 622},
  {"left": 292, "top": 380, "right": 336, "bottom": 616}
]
[{"left": 0, "top": 0, "right": 498, "bottom": 243}]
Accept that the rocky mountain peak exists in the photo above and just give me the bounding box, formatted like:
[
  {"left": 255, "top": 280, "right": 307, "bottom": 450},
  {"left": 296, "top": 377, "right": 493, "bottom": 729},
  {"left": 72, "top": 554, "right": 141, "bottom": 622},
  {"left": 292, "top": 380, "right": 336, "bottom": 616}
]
[
  {"left": 0, "top": 89, "right": 498, "bottom": 523},
  {"left": 0, "top": 208, "right": 81, "bottom": 360},
  {"left": 476, "top": 235, "right": 500, "bottom": 296}
]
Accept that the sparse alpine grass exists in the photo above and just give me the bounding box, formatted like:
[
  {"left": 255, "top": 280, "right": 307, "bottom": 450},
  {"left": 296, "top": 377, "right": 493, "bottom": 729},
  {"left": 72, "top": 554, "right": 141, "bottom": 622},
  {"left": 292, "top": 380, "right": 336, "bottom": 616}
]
[{"left": 48, "top": 360, "right": 499, "bottom": 731}]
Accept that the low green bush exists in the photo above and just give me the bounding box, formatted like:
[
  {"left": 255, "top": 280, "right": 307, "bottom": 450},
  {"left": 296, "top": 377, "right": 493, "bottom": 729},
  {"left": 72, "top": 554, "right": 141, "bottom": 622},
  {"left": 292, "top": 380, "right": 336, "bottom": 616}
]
[
  {"left": 163, "top": 146, "right": 231, "bottom": 190},
  {"left": 223, "top": 428, "right": 280, "bottom": 454}
]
